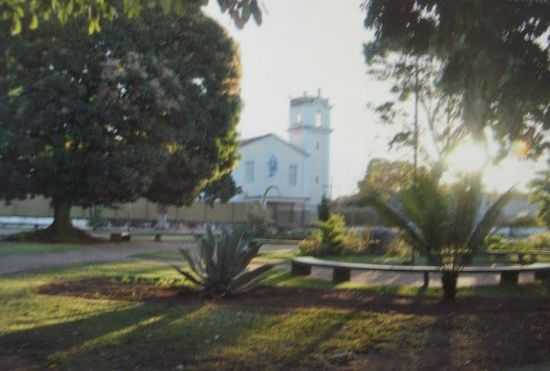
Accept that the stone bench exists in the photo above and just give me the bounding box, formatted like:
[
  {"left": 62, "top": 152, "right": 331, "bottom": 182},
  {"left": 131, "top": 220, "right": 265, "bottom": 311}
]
[{"left": 291, "top": 257, "right": 550, "bottom": 286}]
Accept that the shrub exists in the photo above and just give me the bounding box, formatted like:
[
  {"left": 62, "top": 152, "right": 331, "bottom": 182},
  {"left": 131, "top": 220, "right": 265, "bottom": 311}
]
[
  {"left": 299, "top": 214, "right": 368, "bottom": 256},
  {"left": 174, "top": 225, "right": 272, "bottom": 297},
  {"left": 298, "top": 231, "right": 323, "bottom": 256},
  {"left": 319, "top": 214, "right": 347, "bottom": 253}
]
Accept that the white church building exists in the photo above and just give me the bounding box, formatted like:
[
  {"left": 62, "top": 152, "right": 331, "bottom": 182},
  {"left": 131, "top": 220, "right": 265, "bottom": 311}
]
[{"left": 231, "top": 90, "right": 332, "bottom": 218}]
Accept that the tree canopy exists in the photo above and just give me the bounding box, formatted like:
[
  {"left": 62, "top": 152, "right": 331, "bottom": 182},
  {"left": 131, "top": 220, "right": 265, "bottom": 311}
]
[
  {"left": 0, "top": 4, "right": 241, "bottom": 240},
  {"left": 1, "top": 0, "right": 262, "bottom": 36},
  {"left": 367, "top": 55, "right": 465, "bottom": 176},
  {"left": 357, "top": 158, "right": 419, "bottom": 200},
  {"left": 363, "top": 0, "right": 550, "bottom": 156}
]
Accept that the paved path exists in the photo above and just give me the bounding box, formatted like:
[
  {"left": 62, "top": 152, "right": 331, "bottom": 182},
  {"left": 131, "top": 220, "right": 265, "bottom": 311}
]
[
  {"left": 306, "top": 266, "right": 536, "bottom": 287},
  {"left": 0, "top": 242, "right": 187, "bottom": 276},
  {"left": 0, "top": 242, "right": 537, "bottom": 287}
]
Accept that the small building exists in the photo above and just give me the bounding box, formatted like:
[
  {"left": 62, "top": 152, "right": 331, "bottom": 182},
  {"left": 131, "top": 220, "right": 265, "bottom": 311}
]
[{"left": 231, "top": 90, "right": 332, "bottom": 224}]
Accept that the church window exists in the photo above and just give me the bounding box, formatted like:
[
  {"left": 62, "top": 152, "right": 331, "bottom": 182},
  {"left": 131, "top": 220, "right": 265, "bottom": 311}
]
[
  {"left": 315, "top": 112, "right": 322, "bottom": 127},
  {"left": 289, "top": 164, "right": 298, "bottom": 186},
  {"left": 296, "top": 113, "right": 302, "bottom": 124},
  {"left": 245, "top": 161, "right": 255, "bottom": 183},
  {"left": 315, "top": 176, "right": 319, "bottom": 184},
  {"left": 268, "top": 155, "right": 278, "bottom": 177}
]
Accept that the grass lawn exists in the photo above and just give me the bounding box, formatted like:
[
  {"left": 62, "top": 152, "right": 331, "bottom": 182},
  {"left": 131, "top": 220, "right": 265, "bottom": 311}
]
[
  {"left": 0, "top": 242, "right": 85, "bottom": 257},
  {"left": 131, "top": 245, "right": 299, "bottom": 265},
  {"left": 1, "top": 257, "right": 550, "bottom": 370}
]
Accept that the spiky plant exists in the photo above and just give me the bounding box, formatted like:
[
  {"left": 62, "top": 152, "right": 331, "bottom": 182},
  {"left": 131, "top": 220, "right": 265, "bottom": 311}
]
[
  {"left": 173, "top": 225, "right": 272, "bottom": 297},
  {"left": 364, "top": 172, "right": 513, "bottom": 301}
]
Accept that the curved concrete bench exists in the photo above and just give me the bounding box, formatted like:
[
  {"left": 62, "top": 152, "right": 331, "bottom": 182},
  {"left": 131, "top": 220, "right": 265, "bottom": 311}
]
[{"left": 291, "top": 256, "right": 550, "bottom": 286}]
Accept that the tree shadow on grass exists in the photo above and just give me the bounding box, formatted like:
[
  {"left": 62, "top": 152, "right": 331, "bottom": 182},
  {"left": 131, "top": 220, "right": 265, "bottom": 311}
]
[
  {"left": 0, "top": 299, "right": 288, "bottom": 370},
  {"left": 0, "top": 302, "right": 201, "bottom": 369}
]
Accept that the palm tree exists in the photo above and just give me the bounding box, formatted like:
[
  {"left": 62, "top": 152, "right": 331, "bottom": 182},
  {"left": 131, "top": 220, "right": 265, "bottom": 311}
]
[{"left": 364, "top": 172, "right": 513, "bottom": 301}]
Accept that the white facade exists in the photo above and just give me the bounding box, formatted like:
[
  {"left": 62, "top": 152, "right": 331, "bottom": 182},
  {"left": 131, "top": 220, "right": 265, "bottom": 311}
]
[{"left": 232, "top": 91, "right": 332, "bottom": 210}]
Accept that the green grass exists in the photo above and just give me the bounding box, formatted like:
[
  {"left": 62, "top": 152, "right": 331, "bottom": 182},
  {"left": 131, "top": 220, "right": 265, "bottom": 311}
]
[
  {"left": 1, "top": 258, "right": 550, "bottom": 370},
  {"left": 0, "top": 242, "right": 84, "bottom": 257},
  {"left": 132, "top": 246, "right": 299, "bottom": 265},
  {"left": 322, "top": 254, "right": 413, "bottom": 265}
]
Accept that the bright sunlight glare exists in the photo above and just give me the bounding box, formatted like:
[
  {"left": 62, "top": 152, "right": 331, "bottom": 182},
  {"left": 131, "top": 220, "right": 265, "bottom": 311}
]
[
  {"left": 445, "top": 139, "right": 543, "bottom": 193},
  {"left": 446, "top": 140, "right": 489, "bottom": 174}
]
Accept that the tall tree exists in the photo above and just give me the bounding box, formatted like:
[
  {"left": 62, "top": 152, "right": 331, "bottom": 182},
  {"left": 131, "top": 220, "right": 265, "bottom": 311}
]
[
  {"left": 367, "top": 55, "right": 465, "bottom": 178},
  {"left": 363, "top": 0, "right": 550, "bottom": 156},
  {"left": 0, "top": 5, "right": 241, "bottom": 241}
]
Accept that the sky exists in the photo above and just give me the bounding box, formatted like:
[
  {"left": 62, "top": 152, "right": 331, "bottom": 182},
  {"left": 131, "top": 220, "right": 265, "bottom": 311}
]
[{"left": 204, "top": 0, "right": 545, "bottom": 197}]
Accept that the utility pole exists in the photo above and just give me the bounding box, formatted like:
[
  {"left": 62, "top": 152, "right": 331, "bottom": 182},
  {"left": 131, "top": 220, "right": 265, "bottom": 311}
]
[{"left": 413, "top": 56, "right": 420, "bottom": 187}]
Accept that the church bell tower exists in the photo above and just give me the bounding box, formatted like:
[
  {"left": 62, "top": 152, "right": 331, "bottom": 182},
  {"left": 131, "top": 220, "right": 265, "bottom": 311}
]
[{"left": 288, "top": 89, "right": 332, "bottom": 206}]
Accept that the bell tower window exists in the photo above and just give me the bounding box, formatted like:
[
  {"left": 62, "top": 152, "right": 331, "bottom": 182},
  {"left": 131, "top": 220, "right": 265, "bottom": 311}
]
[{"left": 315, "top": 112, "right": 322, "bottom": 127}]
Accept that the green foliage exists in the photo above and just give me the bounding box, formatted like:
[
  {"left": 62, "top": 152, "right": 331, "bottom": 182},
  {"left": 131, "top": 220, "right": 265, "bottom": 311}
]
[
  {"left": 174, "top": 225, "right": 272, "bottom": 297},
  {"left": 319, "top": 214, "right": 346, "bottom": 254},
  {"left": 297, "top": 230, "right": 323, "bottom": 256},
  {"left": 364, "top": 172, "right": 513, "bottom": 300},
  {"left": 486, "top": 232, "right": 550, "bottom": 253},
  {"left": 317, "top": 196, "right": 331, "bottom": 222},
  {"left": 357, "top": 158, "right": 419, "bottom": 200},
  {"left": 529, "top": 169, "right": 550, "bottom": 228},
  {"left": 0, "top": 4, "right": 241, "bottom": 237},
  {"left": 299, "top": 214, "right": 361, "bottom": 257},
  {"left": 201, "top": 173, "right": 242, "bottom": 207},
  {"left": 363, "top": 0, "right": 550, "bottom": 155},
  {"left": 1, "top": 0, "right": 261, "bottom": 36}
]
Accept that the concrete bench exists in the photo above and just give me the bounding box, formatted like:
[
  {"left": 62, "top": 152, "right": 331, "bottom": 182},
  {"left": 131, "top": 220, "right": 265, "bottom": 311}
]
[{"left": 291, "top": 257, "right": 550, "bottom": 286}]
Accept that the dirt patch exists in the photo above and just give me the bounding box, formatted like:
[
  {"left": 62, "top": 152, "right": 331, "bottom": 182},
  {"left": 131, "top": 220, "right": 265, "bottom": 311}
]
[{"left": 37, "top": 277, "right": 550, "bottom": 315}]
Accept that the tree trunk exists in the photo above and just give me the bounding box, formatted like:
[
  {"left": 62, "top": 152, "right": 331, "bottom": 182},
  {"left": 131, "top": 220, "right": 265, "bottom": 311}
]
[
  {"left": 441, "top": 271, "right": 458, "bottom": 302},
  {"left": 50, "top": 200, "right": 75, "bottom": 239}
]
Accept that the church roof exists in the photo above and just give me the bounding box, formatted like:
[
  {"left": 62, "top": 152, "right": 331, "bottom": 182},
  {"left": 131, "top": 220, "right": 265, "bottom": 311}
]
[{"left": 239, "top": 134, "right": 309, "bottom": 157}]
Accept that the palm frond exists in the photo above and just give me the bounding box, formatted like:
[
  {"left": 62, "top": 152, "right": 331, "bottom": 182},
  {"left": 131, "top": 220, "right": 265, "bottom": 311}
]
[
  {"left": 363, "top": 193, "right": 426, "bottom": 251},
  {"left": 178, "top": 248, "right": 203, "bottom": 278},
  {"left": 171, "top": 264, "right": 203, "bottom": 286},
  {"left": 230, "top": 264, "right": 273, "bottom": 293},
  {"left": 466, "top": 187, "right": 514, "bottom": 252}
]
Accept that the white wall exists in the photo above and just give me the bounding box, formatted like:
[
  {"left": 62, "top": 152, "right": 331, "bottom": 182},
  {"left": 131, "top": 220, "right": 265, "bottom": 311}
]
[
  {"left": 232, "top": 135, "right": 308, "bottom": 202},
  {"left": 288, "top": 95, "right": 332, "bottom": 206}
]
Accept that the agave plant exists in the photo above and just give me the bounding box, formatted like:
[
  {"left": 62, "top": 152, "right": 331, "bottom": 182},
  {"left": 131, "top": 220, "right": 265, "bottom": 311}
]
[
  {"left": 173, "top": 225, "right": 272, "bottom": 297},
  {"left": 364, "top": 172, "right": 513, "bottom": 301}
]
